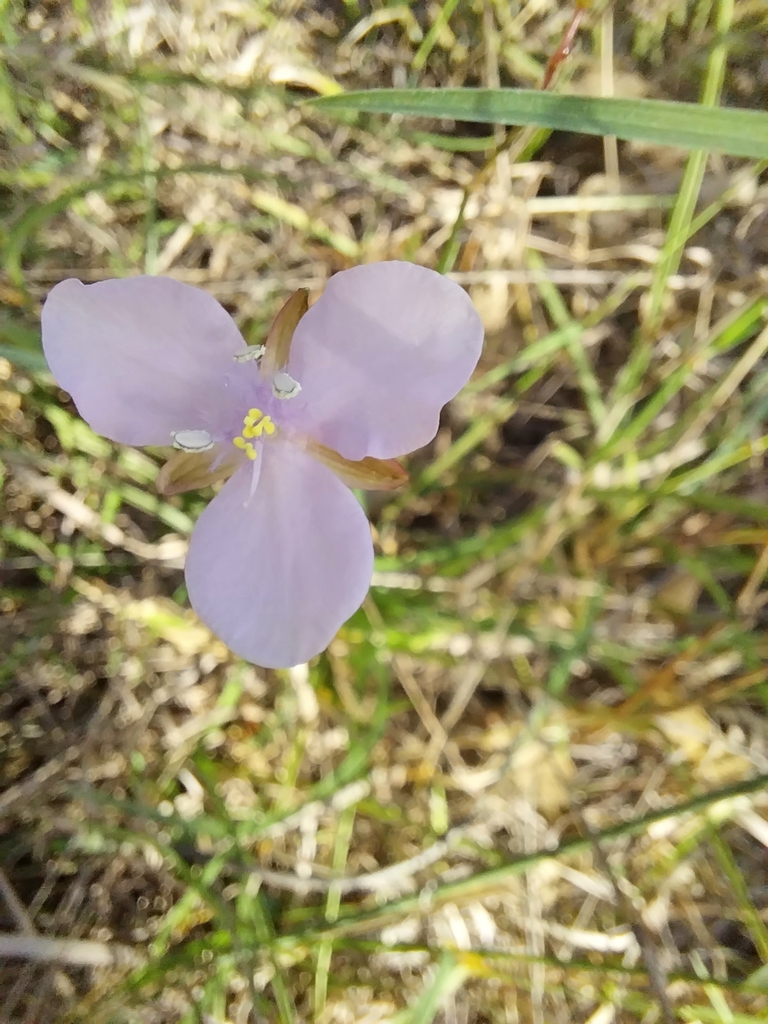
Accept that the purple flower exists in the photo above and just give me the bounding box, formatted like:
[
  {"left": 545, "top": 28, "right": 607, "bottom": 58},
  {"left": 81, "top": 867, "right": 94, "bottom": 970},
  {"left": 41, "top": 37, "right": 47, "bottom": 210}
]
[{"left": 41, "top": 262, "right": 483, "bottom": 667}]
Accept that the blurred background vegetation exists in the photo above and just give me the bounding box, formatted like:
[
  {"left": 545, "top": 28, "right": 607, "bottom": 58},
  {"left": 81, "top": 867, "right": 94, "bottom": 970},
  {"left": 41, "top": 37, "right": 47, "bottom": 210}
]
[{"left": 2, "top": 0, "right": 768, "bottom": 1021}]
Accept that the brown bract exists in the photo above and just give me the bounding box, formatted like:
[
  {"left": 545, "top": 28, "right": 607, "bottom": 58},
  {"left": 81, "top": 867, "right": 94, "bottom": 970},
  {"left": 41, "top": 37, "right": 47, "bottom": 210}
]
[
  {"left": 260, "top": 287, "right": 309, "bottom": 377},
  {"left": 155, "top": 445, "right": 242, "bottom": 496}
]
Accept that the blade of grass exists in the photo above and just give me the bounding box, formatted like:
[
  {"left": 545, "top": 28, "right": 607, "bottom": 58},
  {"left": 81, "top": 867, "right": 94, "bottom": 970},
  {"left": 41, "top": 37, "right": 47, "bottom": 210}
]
[
  {"left": 608, "top": 0, "right": 734, "bottom": 411},
  {"left": 309, "top": 89, "right": 768, "bottom": 159},
  {"left": 708, "top": 826, "right": 768, "bottom": 963},
  {"left": 236, "top": 880, "right": 298, "bottom": 1024},
  {"left": 251, "top": 189, "right": 359, "bottom": 259},
  {"left": 333, "top": 940, "right": 768, "bottom": 995},
  {"left": 526, "top": 249, "right": 606, "bottom": 427},
  {"left": 660, "top": 432, "right": 768, "bottom": 494},
  {"left": 314, "top": 804, "right": 357, "bottom": 1018},
  {"left": 390, "top": 952, "right": 470, "bottom": 1024},
  {"left": 435, "top": 122, "right": 551, "bottom": 275},
  {"left": 411, "top": 0, "right": 460, "bottom": 72},
  {"left": 546, "top": 590, "right": 604, "bottom": 697},
  {"left": 284, "top": 772, "right": 768, "bottom": 943},
  {"left": 679, "top": 1008, "right": 763, "bottom": 1024},
  {"left": 643, "top": 0, "right": 734, "bottom": 335},
  {"left": 412, "top": 395, "right": 517, "bottom": 492},
  {"left": 592, "top": 297, "right": 768, "bottom": 462},
  {"left": 466, "top": 272, "right": 648, "bottom": 398}
]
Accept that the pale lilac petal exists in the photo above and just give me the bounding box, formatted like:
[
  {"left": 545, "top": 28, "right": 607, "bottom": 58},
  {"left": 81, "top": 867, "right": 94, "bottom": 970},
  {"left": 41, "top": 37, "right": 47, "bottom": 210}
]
[
  {"left": 184, "top": 440, "right": 374, "bottom": 668},
  {"left": 41, "top": 276, "right": 245, "bottom": 446},
  {"left": 285, "top": 262, "right": 484, "bottom": 460}
]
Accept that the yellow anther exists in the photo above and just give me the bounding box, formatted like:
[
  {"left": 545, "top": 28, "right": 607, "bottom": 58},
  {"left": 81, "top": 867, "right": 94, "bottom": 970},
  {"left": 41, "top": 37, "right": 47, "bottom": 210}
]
[
  {"left": 234, "top": 409, "right": 277, "bottom": 453},
  {"left": 252, "top": 415, "right": 275, "bottom": 438}
]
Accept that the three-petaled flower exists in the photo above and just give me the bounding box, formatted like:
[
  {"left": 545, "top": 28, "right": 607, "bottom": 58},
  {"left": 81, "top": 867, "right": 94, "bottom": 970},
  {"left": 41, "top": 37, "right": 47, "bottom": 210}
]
[{"left": 42, "top": 262, "right": 483, "bottom": 667}]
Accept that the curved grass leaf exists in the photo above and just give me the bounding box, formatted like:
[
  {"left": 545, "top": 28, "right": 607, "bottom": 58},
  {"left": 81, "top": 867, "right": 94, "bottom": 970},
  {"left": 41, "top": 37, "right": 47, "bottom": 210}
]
[
  {"left": 310, "top": 88, "right": 768, "bottom": 159},
  {"left": 0, "top": 313, "right": 47, "bottom": 373}
]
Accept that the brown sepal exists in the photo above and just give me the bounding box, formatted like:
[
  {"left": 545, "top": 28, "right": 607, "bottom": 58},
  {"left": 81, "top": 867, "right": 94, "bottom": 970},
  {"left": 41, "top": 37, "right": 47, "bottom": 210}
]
[
  {"left": 156, "top": 445, "right": 241, "bottom": 496},
  {"left": 306, "top": 440, "right": 408, "bottom": 491},
  {"left": 260, "top": 288, "right": 309, "bottom": 376}
]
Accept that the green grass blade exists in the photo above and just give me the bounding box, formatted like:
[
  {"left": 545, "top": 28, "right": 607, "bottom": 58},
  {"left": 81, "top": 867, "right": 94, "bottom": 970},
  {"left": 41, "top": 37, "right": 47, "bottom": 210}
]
[
  {"left": 643, "top": 0, "right": 733, "bottom": 332},
  {"left": 314, "top": 805, "right": 357, "bottom": 1018},
  {"left": 526, "top": 249, "right": 606, "bottom": 427},
  {"left": 310, "top": 89, "right": 768, "bottom": 158},
  {"left": 708, "top": 826, "right": 768, "bottom": 964},
  {"left": 391, "top": 953, "right": 470, "bottom": 1024},
  {"left": 411, "top": 0, "right": 460, "bottom": 72},
  {"left": 289, "top": 772, "right": 768, "bottom": 943},
  {"left": 0, "top": 313, "right": 48, "bottom": 373}
]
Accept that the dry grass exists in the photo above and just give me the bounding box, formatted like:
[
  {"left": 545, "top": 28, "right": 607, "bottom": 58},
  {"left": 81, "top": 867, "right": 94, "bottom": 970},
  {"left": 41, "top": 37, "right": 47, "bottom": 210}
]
[{"left": 2, "top": 0, "right": 768, "bottom": 1021}]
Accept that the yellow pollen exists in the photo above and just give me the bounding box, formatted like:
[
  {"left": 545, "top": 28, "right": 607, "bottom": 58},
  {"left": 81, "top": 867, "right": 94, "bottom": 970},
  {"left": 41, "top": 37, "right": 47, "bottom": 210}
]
[
  {"left": 251, "top": 415, "right": 276, "bottom": 438},
  {"left": 233, "top": 409, "right": 277, "bottom": 454}
]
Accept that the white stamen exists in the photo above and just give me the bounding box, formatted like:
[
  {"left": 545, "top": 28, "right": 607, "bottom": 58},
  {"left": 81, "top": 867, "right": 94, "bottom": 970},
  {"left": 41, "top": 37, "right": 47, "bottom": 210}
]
[
  {"left": 171, "top": 429, "right": 214, "bottom": 452},
  {"left": 233, "top": 345, "right": 266, "bottom": 363},
  {"left": 272, "top": 370, "right": 302, "bottom": 399}
]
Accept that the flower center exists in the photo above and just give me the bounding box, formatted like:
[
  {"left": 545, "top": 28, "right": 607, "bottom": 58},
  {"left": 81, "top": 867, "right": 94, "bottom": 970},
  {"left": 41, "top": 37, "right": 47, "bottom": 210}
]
[{"left": 232, "top": 408, "right": 276, "bottom": 460}]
